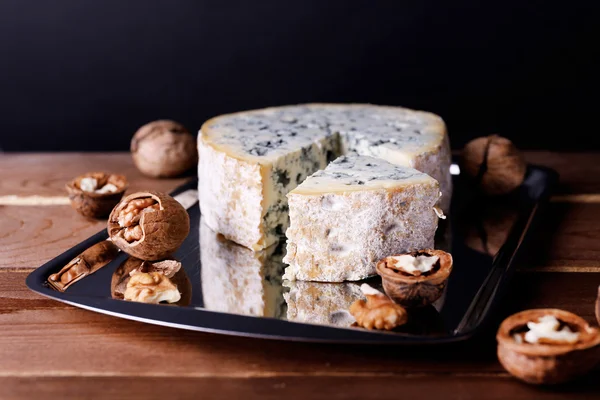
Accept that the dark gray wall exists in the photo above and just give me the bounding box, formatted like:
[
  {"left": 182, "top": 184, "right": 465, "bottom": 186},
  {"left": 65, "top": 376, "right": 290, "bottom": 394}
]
[{"left": 0, "top": 0, "right": 598, "bottom": 151}]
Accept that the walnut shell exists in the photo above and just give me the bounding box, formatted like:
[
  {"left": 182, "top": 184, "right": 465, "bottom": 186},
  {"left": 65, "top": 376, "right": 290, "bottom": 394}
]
[
  {"left": 49, "top": 240, "right": 120, "bottom": 292},
  {"left": 376, "top": 249, "right": 453, "bottom": 307},
  {"left": 66, "top": 172, "right": 128, "bottom": 218},
  {"left": 111, "top": 256, "right": 191, "bottom": 306},
  {"left": 462, "top": 135, "right": 527, "bottom": 196},
  {"left": 131, "top": 120, "right": 198, "bottom": 178},
  {"left": 596, "top": 286, "right": 600, "bottom": 326},
  {"left": 464, "top": 200, "right": 519, "bottom": 256},
  {"left": 497, "top": 309, "right": 600, "bottom": 384},
  {"left": 107, "top": 191, "right": 190, "bottom": 260}
]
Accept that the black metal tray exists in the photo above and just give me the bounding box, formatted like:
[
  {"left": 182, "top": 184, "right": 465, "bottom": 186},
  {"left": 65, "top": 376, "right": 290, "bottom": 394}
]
[{"left": 26, "top": 163, "right": 557, "bottom": 344}]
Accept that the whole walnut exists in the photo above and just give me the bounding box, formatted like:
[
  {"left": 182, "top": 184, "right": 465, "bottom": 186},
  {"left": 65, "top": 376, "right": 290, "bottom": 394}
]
[
  {"left": 131, "top": 120, "right": 198, "bottom": 178},
  {"left": 107, "top": 191, "right": 190, "bottom": 260},
  {"left": 462, "top": 135, "right": 527, "bottom": 196}
]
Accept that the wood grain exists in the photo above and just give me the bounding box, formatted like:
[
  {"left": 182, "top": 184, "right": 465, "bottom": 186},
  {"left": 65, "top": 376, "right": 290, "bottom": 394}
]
[
  {"left": 524, "top": 151, "right": 600, "bottom": 194},
  {"left": 0, "top": 151, "right": 595, "bottom": 197},
  {"left": 517, "top": 202, "right": 600, "bottom": 271},
  {"left": 0, "top": 153, "right": 190, "bottom": 197},
  {"left": 2, "top": 375, "right": 600, "bottom": 400},
  {"left": 0, "top": 206, "right": 105, "bottom": 270},
  {"left": 0, "top": 271, "right": 68, "bottom": 312}
]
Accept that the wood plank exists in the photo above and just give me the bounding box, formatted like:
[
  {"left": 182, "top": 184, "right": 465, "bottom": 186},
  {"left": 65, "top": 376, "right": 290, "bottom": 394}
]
[
  {"left": 519, "top": 202, "right": 600, "bottom": 271},
  {"left": 1, "top": 375, "right": 599, "bottom": 400},
  {"left": 0, "top": 307, "right": 500, "bottom": 377},
  {"left": 0, "top": 206, "right": 106, "bottom": 270},
  {"left": 503, "top": 272, "right": 600, "bottom": 325},
  {"left": 0, "top": 153, "right": 190, "bottom": 197},
  {"left": 0, "top": 152, "right": 596, "bottom": 198},
  {"left": 0, "top": 270, "right": 69, "bottom": 312},
  {"left": 524, "top": 151, "right": 600, "bottom": 194},
  {"left": 0, "top": 272, "right": 597, "bottom": 378}
]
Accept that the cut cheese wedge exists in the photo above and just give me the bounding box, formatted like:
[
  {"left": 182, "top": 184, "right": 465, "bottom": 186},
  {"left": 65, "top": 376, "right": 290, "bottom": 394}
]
[{"left": 283, "top": 154, "right": 441, "bottom": 282}]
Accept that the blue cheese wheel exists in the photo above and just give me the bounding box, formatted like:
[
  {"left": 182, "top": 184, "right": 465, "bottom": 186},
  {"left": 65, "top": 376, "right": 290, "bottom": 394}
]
[{"left": 198, "top": 103, "right": 451, "bottom": 251}]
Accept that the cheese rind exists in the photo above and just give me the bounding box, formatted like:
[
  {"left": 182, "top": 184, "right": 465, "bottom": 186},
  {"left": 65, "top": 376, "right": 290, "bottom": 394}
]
[
  {"left": 283, "top": 155, "right": 441, "bottom": 282},
  {"left": 198, "top": 103, "right": 451, "bottom": 251}
]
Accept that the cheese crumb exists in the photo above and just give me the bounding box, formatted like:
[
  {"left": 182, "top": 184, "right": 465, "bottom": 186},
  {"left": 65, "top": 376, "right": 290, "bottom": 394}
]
[
  {"left": 95, "top": 183, "right": 118, "bottom": 194},
  {"left": 524, "top": 315, "right": 580, "bottom": 344},
  {"left": 391, "top": 254, "right": 439, "bottom": 275},
  {"left": 80, "top": 177, "right": 98, "bottom": 192},
  {"left": 434, "top": 206, "right": 446, "bottom": 219}
]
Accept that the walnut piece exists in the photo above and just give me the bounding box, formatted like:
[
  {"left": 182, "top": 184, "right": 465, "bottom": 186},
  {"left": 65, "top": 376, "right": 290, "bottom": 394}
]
[
  {"left": 117, "top": 197, "right": 161, "bottom": 242},
  {"left": 79, "top": 177, "right": 98, "bottom": 192},
  {"left": 124, "top": 272, "right": 181, "bottom": 304},
  {"left": 48, "top": 240, "right": 120, "bottom": 292},
  {"left": 349, "top": 284, "right": 408, "bottom": 330},
  {"left": 129, "top": 259, "right": 182, "bottom": 278}
]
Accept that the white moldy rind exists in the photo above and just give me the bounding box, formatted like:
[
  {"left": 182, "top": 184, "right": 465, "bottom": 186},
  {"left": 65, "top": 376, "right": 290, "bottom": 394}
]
[
  {"left": 198, "top": 103, "right": 451, "bottom": 251},
  {"left": 198, "top": 139, "right": 265, "bottom": 250},
  {"left": 283, "top": 155, "right": 440, "bottom": 282}
]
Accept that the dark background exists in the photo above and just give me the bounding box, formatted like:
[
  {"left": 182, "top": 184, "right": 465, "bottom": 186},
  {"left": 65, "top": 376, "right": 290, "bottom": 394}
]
[{"left": 0, "top": 0, "right": 598, "bottom": 152}]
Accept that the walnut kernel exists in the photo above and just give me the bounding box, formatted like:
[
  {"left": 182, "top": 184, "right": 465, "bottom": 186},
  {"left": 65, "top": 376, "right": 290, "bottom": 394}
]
[
  {"left": 124, "top": 272, "right": 181, "bottom": 304},
  {"left": 349, "top": 284, "right": 408, "bottom": 330}
]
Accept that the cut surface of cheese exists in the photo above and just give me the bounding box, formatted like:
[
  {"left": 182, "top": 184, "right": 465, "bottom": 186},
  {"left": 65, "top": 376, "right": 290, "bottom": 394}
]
[
  {"left": 200, "top": 221, "right": 285, "bottom": 318},
  {"left": 198, "top": 103, "right": 451, "bottom": 251},
  {"left": 284, "top": 281, "right": 364, "bottom": 327},
  {"left": 283, "top": 154, "right": 441, "bottom": 282}
]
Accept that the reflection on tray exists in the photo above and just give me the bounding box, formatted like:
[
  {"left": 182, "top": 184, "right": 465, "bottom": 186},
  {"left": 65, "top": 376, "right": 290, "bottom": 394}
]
[
  {"left": 462, "top": 199, "right": 519, "bottom": 256},
  {"left": 283, "top": 281, "right": 364, "bottom": 327},
  {"left": 111, "top": 256, "right": 192, "bottom": 306},
  {"left": 200, "top": 222, "right": 286, "bottom": 318},
  {"left": 198, "top": 218, "right": 455, "bottom": 333}
]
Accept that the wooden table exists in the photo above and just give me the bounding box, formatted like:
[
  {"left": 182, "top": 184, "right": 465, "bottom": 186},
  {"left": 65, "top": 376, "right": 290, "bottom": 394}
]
[{"left": 1, "top": 152, "right": 599, "bottom": 399}]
